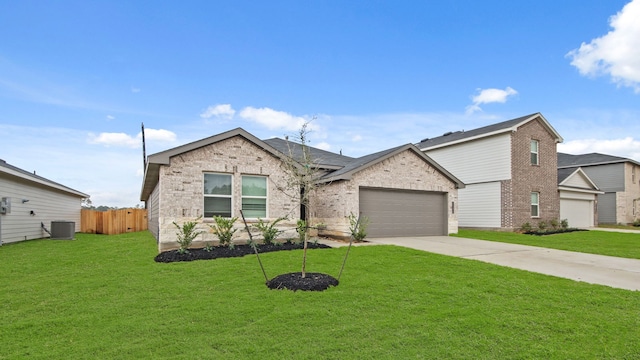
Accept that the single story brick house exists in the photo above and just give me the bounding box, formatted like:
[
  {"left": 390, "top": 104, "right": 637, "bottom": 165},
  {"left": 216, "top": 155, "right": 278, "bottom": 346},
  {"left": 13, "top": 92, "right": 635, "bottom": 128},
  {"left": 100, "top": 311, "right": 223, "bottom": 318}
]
[{"left": 140, "top": 128, "right": 464, "bottom": 252}]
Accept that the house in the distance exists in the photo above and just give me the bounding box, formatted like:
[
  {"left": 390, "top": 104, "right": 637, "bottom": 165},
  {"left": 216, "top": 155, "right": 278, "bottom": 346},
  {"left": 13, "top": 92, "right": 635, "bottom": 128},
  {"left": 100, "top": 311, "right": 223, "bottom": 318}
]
[
  {"left": 0, "top": 159, "right": 89, "bottom": 244},
  {"left": 417, "top": 113, "right": 563, "bottom": 230},
  {"left": 558, "top": 153, "right": 640, "bottom": 225},
  {"left": 140, "top": 128, "right": 464, "bottom": 252}
]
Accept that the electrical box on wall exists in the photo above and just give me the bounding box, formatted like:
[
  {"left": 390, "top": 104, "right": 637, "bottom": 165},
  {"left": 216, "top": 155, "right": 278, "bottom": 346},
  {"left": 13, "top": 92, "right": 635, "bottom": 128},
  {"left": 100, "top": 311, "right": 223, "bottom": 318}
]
[{"left": 0, "top": 197, "right": 11, "bottom": 214}]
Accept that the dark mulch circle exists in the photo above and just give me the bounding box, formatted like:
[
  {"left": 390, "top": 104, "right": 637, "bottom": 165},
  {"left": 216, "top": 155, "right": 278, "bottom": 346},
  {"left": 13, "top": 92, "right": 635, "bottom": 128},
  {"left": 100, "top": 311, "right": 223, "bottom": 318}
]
[
  {"left": 266, "top": 272, "right": 339, "bottom": 291},
  {"left": 154, "top": 242, "right": 331, "bottom": 263}
]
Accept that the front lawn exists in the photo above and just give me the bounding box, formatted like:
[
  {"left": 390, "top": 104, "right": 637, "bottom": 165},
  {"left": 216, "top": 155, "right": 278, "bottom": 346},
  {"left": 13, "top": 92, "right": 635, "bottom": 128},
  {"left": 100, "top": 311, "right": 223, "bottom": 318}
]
[
  {"left": 455, "top": 229, "right": 640, "bottom": 259},
  {"left": 1, "top": 231, "right": 638, "bottom": 359}
]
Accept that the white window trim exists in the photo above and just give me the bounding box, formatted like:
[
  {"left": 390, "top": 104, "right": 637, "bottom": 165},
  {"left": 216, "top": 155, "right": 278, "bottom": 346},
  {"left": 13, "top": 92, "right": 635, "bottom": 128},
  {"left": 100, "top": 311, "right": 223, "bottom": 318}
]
[
  {"left": 203, "top": 172, "right": 233, "bottom": 218},
  {"left": 241, "top": 175, "right": 268, "bottom": 219},
  {"left": 531, "top": 191, "right": 540, "bottom": 218},
  {"left": 530, "top": 139, "right": 539, "bottom": 166}
]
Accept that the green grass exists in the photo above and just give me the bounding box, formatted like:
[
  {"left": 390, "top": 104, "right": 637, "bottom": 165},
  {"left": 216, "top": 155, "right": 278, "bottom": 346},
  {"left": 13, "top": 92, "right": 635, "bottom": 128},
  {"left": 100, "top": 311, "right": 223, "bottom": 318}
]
[
  {"left": 1, "top": 231, "right": 639, "bottom": 359},
  {"left": 455, "top": 229, "right": 640, "bottom": 259}
]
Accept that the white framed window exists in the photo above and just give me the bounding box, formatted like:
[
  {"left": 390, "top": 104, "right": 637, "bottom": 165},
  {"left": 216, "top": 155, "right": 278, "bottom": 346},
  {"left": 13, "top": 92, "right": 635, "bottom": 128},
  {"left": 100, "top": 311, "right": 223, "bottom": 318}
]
[
  {"left": 531, "top": 192, "right": 540, "bottom": 217},
  {"left": 241, "top": 175, "right": 267, "bottom": 218},
  {"left": 530, "top": 140, "right": 539, "bottom": 165},
  {"left": 203, "top": 173, "right": 232, "bottom": 217}
]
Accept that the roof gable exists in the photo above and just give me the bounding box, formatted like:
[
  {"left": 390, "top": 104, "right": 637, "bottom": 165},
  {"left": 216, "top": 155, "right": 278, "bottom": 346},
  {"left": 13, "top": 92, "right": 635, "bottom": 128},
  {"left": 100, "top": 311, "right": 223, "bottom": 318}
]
[
  {"left": 318, "top": 144, "right": 465, "bottom": 188},
  {"left": 417, "top": 113, "right": 563, "bottom": 151},
  {"left": 558, "top": 167, "right": 599, "bottom": 189},
  {"left": 0, "top": 159, "right": 88, "bottom": 198}
]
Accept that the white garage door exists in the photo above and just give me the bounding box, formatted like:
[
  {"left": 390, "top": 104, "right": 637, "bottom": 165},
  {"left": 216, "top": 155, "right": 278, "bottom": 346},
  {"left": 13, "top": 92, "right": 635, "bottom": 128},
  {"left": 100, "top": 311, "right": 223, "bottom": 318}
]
[
  {"left": 560, "top": 199, "right": 594, "bottom": 228},
  {"left": 359, "top": 188, "right": 447, "bottom": 237}
]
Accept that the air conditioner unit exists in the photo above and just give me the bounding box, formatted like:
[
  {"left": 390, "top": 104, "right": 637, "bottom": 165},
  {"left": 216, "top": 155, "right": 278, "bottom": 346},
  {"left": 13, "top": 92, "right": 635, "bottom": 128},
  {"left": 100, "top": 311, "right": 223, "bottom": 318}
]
[{"left": 51, "top": 221, "right": 75, "bottom": 240}]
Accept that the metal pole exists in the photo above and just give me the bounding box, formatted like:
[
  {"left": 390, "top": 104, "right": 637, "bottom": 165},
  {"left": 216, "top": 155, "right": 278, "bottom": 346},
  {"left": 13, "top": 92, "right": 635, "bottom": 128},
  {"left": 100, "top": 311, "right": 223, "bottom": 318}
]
[
  {"left": 337, "top": 212, "right": 362, "bottom": 281},
  {"left": 240, "top": 210, "right": 269, "bottom": 282}
]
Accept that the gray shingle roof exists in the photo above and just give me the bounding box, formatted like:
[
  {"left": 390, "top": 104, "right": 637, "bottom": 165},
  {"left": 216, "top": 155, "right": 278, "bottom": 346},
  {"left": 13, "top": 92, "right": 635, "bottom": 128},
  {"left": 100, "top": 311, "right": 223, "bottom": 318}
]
[
  {"left": 262, "top": 138, "right": 354, "bottom": 169},
  {"left": 557, "top": 152, "right": 640, "bottom": 168},
  {"left": 557, "top": 167, "right": 578, "bottom": 184},
  {"left": 417, "top": 112, "right": 562, "bottom": 150},
  {"left": 0, "top": 159, "right": 89, "bottom": 197}
]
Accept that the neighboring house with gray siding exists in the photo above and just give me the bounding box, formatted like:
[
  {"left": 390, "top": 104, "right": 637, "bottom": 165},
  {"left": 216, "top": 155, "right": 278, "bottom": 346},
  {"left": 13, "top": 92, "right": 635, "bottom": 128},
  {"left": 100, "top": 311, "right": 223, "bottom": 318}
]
[
  {"left": 0, "top": 159, "right": 89, "bottom": 245},
  {"left": 558, "top": 153, "right": 640, "bottom": 224},
  {"left": 417, "top": 113, "right": 563, "bottom": 230},
  {"left": 140, "top": 128, "right": 464, "bottom": 252}
]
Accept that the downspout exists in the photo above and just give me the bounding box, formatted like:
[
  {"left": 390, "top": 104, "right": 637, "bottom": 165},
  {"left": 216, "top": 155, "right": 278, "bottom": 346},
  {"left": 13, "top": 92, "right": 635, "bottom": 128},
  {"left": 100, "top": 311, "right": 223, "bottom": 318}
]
[{"left": 0, "top": 213, "right": 3, "bottom": 245}]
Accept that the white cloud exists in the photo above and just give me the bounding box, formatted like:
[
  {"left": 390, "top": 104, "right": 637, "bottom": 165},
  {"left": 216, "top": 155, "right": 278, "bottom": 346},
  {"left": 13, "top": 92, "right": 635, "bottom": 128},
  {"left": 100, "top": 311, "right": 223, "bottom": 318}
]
[
  {"left": 352, "top": 134, "right": 363, "bottom": 142},
  {"left": 466, "top": 87, "right": 518, "bottom": 114},
  {"left": 200, "top": 104, "right": 236, "bottom": 119},
  {"left": 88, "top": 128, "right": 176, "bottom": 148},
  {"left": 106, "top": 115, "right": 115, "bottom": 120},
  {"left": 566, "top": 0, "right": 640, "bottom": 92},
  {"left": 558, "top": 137, "right": 640, "bottom": 161},
  {"left": 131, "top": 87, "right": 141, "bottom": 93},
  {"left": 314, "top": 142, "right": 331, "bottom": 151},
  {"left": 239, "top": 106, "right": 318, "bottom": 132},
  {"left": 143, "top": 128, "right": 177, "bottom": 142},
  {"left": 88, "top": 132, "right": 140, "bottom": 148}
]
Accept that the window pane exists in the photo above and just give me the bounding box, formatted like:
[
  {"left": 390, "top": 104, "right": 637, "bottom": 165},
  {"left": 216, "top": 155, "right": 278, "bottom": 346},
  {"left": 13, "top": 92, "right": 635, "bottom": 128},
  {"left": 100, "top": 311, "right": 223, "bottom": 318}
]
[
  {"left": 204, "top": 197, "right": 231, "bottom": 217},
  {"left": 531, "top": 192, "right": 539, "bottom": 203},
  {"left": 531, "top": 153, "right": 538, "bottom": 165},
  {"left": 530, "top": 140, "right": 538, "bottom": 152},
  {"left": 242, "top": 176, "right": 267, "bottom": 196},
  {"left": 242, "top": 198, "right": 266, "bottom": 218},
  {"left": 531, "top": 205, "right": 539, "bottom": 217},
  {"left": 204, "top": 174, "right": 232, "bottom": 195}
]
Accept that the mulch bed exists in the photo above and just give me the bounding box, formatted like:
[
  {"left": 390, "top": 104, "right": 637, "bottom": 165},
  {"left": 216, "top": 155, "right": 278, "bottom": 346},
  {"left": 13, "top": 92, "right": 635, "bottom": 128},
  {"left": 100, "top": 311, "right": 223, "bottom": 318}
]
[{"left": 154, "top": 242, "right": 338, "bottom": 292}]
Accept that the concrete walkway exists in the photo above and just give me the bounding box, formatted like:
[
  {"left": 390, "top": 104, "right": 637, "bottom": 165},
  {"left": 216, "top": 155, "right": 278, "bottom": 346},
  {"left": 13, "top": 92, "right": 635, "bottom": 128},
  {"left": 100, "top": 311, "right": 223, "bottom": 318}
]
[{"left": 344, "top": 235, "right": 640, "bottom": 291}]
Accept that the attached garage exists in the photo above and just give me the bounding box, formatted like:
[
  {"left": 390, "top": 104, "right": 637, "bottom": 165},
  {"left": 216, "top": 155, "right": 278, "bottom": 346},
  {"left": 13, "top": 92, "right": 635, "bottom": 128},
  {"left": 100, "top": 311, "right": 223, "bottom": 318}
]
[
  {"left": 360, "top": 187, "right": 447, "bottom": 237},
  {"left": 558, "top": 167, "right": 603, "bottom": 228},
  {"left": 560, "top": 198, "right": 595, "bottom": 228}
]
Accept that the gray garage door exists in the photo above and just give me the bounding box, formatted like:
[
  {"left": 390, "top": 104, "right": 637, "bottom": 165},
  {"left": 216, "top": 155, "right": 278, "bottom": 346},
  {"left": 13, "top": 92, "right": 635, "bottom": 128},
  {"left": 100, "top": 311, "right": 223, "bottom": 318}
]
[{"left": 359, "top": 188, "right": 447, "bottom": 237}]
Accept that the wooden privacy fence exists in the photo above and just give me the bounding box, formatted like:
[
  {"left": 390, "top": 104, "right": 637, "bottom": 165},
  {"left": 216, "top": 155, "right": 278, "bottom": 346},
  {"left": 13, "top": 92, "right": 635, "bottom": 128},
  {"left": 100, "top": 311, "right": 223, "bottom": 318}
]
[{"left": 81, "top": 208, "right": 148, "bottom": 235}]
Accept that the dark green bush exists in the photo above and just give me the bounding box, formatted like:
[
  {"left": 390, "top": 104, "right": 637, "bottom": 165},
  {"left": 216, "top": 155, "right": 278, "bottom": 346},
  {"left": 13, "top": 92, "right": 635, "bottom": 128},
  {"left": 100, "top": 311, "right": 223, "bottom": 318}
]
[
  {"left": 209, "top": 216, "right": 238, "bottom": 247},
  {"left": 255, "top": 217, "right": 287, "bottom": 245}
]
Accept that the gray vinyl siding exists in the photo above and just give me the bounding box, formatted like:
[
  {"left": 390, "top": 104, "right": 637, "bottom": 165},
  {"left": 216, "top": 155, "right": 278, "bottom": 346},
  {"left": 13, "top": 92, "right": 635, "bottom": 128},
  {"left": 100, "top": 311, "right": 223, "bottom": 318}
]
[
  {"left": 148, "top": 184, "right": 160, "bottom": 240},
  {"left": 425, "top": 133, "right": 511, "bottom": 184},
  {"left": 457, "top": 182, "right": 501, "bottom": 227},
  {"left": 597, "top": 193, "right": 617, "bottom": 224},
  {"left": 581, "top": 163, "right": 625, "bottom": 192},
  {"left": 0, "top": 175, "right": 82, "bottom": 244}
]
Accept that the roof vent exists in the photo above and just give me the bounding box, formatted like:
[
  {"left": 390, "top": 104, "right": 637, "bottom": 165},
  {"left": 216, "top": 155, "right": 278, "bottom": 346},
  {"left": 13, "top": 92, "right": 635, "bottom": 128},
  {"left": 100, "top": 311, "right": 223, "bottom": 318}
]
[
  {"left": 443, "top": 131, "right": 453, "bottom": 136},
  {"left": 420, "top": 138, "right": 429, "bottom": 143}
]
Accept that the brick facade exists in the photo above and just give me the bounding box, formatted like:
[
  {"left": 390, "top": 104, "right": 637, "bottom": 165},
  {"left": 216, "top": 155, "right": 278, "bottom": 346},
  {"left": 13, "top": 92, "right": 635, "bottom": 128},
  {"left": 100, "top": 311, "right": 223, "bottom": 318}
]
[
  {"left": 155, "top": 136, "right": 300, "bottom": 251},
  {"left": 509, "top": 119, "right": 560, "bottom": 228},
  {"left": 312, "top": 149, "right": 459, "bottom": 238}
]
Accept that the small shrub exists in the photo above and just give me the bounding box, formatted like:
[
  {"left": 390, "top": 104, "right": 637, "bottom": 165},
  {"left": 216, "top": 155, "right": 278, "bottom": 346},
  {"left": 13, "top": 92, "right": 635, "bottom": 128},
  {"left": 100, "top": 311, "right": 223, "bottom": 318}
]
[
  {"left": 255, "top": 217, "right": 287, "bottom": 245},
  {"left": 549, "top": 219, "right": 559, "bottom": 230},
  {"left": 209, "top": 216, "right": 238, "bottom": 247},
  {"left": 348, "top": 213, "right": 369, "bottom": 242},
  {"left": 537, "top": 221, "right": 547, "bottom": 231},
  {"left": 520, "top": 222, "right": 533, "bottom": 233},
  {"left": 561, "top": 219, "right": 569, "bottom": 229},
  {"left": 173, "top": 216, "right": 204, "bottom": 254},
  {"left": 632, "top": 219, "right": 640, "bottom": 227},
  {"left": 203, "top": 243, "right": 214, "bottom": 252}
]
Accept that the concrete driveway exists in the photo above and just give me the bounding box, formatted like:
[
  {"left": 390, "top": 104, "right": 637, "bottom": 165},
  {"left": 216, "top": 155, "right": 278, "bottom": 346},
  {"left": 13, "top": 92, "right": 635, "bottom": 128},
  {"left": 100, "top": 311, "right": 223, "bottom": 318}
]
[{"left": 364, "top": 235, "right": 640, "bottom": 291}]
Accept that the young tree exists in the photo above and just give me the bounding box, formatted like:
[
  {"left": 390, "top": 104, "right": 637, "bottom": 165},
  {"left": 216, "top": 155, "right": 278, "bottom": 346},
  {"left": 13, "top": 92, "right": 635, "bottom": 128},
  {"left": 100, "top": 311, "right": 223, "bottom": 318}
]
[{"left": 279, "top": 122, "right": 320, "bottom": 278}]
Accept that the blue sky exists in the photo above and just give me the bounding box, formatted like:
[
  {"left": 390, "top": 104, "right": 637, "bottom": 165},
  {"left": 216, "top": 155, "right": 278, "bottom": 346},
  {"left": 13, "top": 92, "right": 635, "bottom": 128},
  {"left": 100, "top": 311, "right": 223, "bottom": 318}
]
[{"left": 1, "top": 0, "right": 639, "bottom": 207}]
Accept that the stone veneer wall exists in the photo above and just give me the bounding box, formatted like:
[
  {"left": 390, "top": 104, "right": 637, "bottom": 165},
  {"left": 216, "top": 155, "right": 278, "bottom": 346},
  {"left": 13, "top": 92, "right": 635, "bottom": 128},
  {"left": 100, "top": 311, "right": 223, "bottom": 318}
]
[
  {"left": 311, "top": 149, "right": 459, "bottom": 238},
  {"left": 509, "top": 119, "right": 560, "bottom": 229},
  {"left": 156, "top": 136, "right": 300, "bottom": 251}
]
